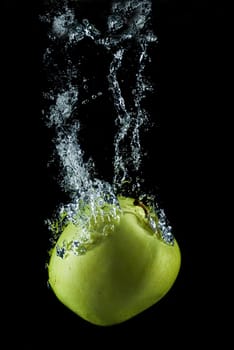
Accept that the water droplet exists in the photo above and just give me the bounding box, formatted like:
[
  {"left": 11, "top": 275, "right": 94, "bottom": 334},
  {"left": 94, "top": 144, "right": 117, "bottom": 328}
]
[
  {"left": 47, "top": 280, "right": 51, "bottom": 290},
  {"left": 148, "top": 216, "right": 157, "bottom": 232},
  {"left": 81, "top": 99, "right": 89, "bottom": 105}
]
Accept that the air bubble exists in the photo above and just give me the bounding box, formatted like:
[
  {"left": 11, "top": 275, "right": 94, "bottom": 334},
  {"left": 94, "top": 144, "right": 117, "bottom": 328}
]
[{"left": 56, "top": 244, "right": 66, "bottom": 259}]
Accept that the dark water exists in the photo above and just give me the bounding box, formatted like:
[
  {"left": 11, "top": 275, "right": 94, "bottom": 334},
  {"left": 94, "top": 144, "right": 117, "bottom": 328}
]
[{"left": 3, "top": 0, "right": 229, "bottom": 347}]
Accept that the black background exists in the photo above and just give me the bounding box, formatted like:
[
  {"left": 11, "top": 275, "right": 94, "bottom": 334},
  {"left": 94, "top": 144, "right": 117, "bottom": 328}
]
[{"left": 3, "top": 0, "right": 229, "bottom": 347}]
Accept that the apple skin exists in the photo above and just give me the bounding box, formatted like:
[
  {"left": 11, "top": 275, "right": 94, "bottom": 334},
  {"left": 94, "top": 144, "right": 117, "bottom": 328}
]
[{"left": 48, "top": 197, "right": 181, "bottom": 326}]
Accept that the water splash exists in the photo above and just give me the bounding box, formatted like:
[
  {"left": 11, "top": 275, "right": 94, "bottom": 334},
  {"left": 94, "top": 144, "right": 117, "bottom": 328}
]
[{"left": 41, "top": 0, "right": 174, "bottom": 252}]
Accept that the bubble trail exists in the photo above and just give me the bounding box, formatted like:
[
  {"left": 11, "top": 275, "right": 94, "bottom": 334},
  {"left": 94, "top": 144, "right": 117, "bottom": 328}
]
[{"left": 41, "top": 0, "right": 174, "bottom": 250}]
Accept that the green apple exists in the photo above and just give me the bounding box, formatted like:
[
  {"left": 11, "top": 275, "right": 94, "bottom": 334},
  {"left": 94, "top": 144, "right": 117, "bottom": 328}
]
[{"left": 48, "top": 196, "right": 181, "bottom": 326}]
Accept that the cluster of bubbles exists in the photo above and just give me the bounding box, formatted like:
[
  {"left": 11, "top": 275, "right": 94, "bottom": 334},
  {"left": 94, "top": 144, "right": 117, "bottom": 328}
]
[{"left": 41, "top": 0, "right": 174, "bottom": 253}]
